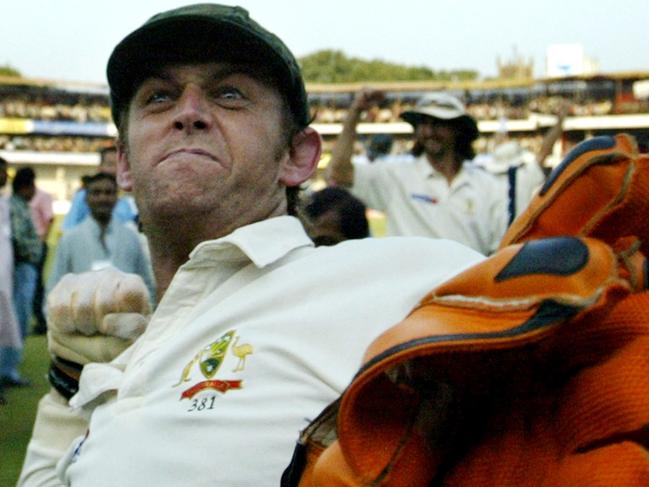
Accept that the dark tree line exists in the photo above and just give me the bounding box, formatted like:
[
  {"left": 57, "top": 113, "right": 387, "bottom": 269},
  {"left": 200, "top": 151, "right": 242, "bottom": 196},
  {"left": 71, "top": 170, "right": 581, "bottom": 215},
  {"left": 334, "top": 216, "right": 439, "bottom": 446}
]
[
  {"left": 298, "top": 50, "right": 477, "bottom": 83},
  {"left": 0, "top": 64, "right": 21, "bottom": 77}
]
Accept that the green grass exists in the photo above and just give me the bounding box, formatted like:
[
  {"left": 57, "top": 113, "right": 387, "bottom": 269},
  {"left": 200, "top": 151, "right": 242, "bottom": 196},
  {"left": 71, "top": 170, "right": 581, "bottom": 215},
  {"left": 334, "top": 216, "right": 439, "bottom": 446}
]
[{"left": 0, "top": 332, "right": 51, "bottom": 485}]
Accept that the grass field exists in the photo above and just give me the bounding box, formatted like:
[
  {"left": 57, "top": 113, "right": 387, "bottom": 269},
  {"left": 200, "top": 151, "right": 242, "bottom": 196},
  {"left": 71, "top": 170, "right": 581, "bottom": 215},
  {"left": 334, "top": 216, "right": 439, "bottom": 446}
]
[{"left": 0, "top": 334, "right": 50, "bottom": 486}]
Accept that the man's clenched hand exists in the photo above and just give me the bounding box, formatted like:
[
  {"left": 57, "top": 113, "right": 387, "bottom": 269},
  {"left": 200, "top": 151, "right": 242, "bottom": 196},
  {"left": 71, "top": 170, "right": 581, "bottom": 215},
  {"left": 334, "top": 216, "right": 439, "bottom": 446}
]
[{"left": 47, "top": 268, "right": 152, "bottom": 365}]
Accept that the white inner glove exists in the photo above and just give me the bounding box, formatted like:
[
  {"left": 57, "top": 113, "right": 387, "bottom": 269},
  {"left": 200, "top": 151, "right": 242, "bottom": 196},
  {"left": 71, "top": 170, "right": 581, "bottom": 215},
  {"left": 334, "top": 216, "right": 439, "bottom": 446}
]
[{"left": 47, "top": 268, "right": 152, "bottom": 365}]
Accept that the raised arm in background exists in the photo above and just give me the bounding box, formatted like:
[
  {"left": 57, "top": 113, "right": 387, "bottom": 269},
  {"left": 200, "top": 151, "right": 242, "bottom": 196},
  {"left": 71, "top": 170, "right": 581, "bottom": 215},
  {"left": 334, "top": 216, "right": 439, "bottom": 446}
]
[{"left": 325, "top": 88, "right": 385, "bottom": 187}]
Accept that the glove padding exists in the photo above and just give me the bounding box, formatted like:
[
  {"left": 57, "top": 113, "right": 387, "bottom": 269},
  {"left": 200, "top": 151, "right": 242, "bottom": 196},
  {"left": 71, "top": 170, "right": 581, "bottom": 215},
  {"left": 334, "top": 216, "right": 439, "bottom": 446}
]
[
  {"left": 47, "top": 268, "right": 151, "bottom": 365},
  {"left": 292, "top": 237, "right": 649, "bottom": 487}
]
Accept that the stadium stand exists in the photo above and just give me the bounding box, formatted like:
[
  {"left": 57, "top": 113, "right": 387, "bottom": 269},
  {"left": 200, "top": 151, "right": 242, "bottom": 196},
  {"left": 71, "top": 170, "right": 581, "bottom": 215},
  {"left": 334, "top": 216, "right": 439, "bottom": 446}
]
[{"left": 1, "top": 71, "right": 648, "bottom": 213}]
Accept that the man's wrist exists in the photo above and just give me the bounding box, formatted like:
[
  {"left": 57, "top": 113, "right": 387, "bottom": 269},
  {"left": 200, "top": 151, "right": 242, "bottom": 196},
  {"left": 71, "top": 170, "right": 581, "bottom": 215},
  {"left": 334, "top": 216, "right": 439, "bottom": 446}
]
[{"left": 48, "top": 356, "right": 84, "bottom": 400}]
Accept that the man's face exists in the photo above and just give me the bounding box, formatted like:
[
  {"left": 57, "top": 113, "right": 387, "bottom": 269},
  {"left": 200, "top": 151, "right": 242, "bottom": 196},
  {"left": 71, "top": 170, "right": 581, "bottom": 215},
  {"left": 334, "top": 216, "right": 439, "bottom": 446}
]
[
  {"left": 414, "top": 118, "right": 457, "bottom": 160},
  {"left": 117, "top": 62, "right": 297, "bottom": 233},
  {"left": 19, "top": 183, "right": 36, "bottom": 202},
  {"left": 86, "top": 178, "right": 118, "bottom": 224}
]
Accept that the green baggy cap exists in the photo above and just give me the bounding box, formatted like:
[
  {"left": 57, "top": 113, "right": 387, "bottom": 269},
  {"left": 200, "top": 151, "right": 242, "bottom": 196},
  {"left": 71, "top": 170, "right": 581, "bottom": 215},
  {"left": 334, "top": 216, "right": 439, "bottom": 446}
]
[{"left": 107, "top": 3, "right": 309, "bottom": 130}]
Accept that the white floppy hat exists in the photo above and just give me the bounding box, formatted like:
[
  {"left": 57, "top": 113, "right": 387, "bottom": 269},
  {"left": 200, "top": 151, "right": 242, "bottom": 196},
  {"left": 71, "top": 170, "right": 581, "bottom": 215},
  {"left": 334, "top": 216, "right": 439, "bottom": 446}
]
[
  {"left": 401, "top": 93, "right": 479, "bottom": 141},
  {"left": 479, "top": 141, "right": 536, "bottom": 173}
]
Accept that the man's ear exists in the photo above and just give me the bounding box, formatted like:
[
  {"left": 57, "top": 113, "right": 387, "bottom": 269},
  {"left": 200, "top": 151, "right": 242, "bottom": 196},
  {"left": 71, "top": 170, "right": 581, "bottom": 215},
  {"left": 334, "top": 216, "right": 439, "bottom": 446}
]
[
  {"left": 116, "top": 142, "right": 133, "bottom": 192},
  {"left": 279, "top": 127, "right": 322, "bottom": 187}
]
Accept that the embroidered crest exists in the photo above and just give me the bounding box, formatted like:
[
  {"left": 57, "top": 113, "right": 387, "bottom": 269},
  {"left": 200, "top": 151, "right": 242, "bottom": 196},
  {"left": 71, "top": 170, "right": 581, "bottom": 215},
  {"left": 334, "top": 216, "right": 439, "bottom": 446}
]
[{"left": 174, "top": 329, "right": 254, "bottom": 400}]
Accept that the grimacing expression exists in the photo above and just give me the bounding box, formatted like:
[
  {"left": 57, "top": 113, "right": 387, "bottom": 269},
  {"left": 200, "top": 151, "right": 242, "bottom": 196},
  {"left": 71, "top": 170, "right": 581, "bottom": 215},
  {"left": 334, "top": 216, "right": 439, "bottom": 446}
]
[
  {"left": 117, "top": 62, "right": 297, "bottom": 228},
  {"left": 86, "top": 178, "right": 118, "bottom": 223}
]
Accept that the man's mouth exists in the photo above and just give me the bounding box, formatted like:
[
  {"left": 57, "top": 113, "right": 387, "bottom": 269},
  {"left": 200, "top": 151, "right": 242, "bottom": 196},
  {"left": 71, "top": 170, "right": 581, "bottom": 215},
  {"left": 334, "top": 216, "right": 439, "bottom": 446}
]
[{"left": 160, "top": 148, "right": 218, "bottom": 163}]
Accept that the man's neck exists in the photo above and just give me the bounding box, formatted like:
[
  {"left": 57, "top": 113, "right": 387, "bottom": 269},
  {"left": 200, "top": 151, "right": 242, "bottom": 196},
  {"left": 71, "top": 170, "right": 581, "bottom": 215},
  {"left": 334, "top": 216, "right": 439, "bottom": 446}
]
[
  {"left": 143, "top": 198, "right": 289, "bottom": 302},
  {"left": 144, "top": 220, "right": 239, "bottom": 303},
  {"left": 426, "top": 152, "right": 462, "bottom": 184}
]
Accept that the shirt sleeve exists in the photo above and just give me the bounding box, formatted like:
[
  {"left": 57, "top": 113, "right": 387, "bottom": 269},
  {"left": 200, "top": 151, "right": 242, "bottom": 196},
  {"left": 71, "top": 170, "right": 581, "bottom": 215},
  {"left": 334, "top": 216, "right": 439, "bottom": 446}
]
[
  {"left": 350, "top": 161, "right": 393, "bottom": 212},
  {"left": 17, "top": 390, "right": 88, "bottom": 487}
]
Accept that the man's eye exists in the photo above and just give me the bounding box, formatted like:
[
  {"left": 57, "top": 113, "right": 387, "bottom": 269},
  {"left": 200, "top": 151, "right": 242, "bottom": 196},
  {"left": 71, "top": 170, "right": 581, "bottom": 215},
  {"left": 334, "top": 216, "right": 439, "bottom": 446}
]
[
  {"left": 215, "top": 86, "right": 244, "bottom": 101},
  {"left": 145, "top": 91, "right": 172, "bottom": 104}
]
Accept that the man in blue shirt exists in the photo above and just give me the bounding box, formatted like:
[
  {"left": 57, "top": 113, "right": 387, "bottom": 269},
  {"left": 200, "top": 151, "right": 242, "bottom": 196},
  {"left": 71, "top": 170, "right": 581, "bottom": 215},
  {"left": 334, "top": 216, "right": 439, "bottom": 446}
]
[
  {"left": 62, "top": 146, "right": 137, "bottom": 231},
  {"left": 49, "top": 172, "right": 154, "bottom": 299}
]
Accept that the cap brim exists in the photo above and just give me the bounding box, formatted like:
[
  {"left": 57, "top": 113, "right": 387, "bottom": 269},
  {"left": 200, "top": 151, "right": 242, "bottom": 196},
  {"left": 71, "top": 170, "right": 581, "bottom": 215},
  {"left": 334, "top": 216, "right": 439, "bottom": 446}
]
[{"left": 401, "top": 110, "right": 479, "bottom": 141}]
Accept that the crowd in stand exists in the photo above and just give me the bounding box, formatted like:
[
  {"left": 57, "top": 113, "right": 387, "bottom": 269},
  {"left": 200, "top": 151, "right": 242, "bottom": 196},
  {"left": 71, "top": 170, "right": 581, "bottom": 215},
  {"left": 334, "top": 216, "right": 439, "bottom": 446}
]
[
  {"left": 0, "top": 134, "right": 109, "bottom": 153},
  {"left": 2, "top": 86, "right": 648, "bottom": 132},
  {"left": 0, "top": 94, "right": 111, "bottom": 123},
  {"left": 309, "top": 95, "right": 640, "bottom": 124}
]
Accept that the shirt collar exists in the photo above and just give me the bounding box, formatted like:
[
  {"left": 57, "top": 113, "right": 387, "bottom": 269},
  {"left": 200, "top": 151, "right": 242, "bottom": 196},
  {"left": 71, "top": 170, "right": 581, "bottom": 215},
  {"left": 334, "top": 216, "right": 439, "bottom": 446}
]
[
  {"left": 188, "top": 216, "right": 314, "bottom": 268},
  {"left": 416, "top": 155, "right": 470, "bottom": 185},
  {"left": 86, "top": 215, "right": 116, "bottom": 235}
]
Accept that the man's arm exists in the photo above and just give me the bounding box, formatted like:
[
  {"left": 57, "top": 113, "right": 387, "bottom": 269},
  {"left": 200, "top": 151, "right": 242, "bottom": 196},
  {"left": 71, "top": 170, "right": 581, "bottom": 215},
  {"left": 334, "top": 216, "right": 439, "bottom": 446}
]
[
  {"left": 536, "top": 105, "right": 569, "bottom": 171},
  {"left": 325, "top": 89, "right": 385, "bottom": 187},
  {"left": 19, "top": 269, "right": 152, "bottom": 486}
]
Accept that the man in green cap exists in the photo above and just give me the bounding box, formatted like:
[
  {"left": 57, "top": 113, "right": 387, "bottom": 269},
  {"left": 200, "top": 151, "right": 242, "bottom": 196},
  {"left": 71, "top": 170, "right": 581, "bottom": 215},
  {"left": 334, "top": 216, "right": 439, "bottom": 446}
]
[{"left": 18, "top": 5, "right": 482, "bottom": 486}]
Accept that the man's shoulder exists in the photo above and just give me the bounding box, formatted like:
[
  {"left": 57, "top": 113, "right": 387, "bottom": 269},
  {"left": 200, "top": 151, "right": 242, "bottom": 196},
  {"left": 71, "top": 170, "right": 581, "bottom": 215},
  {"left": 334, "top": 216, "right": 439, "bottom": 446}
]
[
  {"left": 111, "top": 220, "right": 140, "bottom": 238},
  {"left": 33, "top": 188, "right": 54, "bottom": 205},
  {"left": 378, "top": 153, "right": 417, "bottom": 165},
  {"left": 463, "top": 161, "right": 507, "bottom": 185},
  {"left": 320, "top": 236, "right": 483, "bottom": 268},
  {"left": 61, "top": 219, "right": 90, "bottom": 239}
]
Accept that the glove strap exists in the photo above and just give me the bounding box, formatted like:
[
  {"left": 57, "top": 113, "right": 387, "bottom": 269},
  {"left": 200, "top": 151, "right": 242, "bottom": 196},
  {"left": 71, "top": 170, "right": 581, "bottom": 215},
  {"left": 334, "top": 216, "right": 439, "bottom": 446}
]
[{"left": 48, "top": 356, "right": 83, "bottom": 400}]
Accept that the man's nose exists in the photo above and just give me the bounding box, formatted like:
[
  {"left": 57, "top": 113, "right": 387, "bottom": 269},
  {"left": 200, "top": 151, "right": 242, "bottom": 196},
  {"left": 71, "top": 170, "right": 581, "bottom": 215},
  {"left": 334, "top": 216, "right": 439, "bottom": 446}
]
[
  {"left": 172, "top": 85, "right": 212, "bottom": 132},
  {"left": 416, "top": 123, "right": 433, "bottom": 136}
]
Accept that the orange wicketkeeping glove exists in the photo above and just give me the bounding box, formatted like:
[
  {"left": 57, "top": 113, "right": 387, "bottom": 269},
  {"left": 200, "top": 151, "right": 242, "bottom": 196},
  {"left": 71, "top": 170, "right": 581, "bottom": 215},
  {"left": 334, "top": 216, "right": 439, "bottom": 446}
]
[
  {"left": 302, "top": 237, "right": 649, "bottom": 486},
  {"left": 282, "top": 134, "right": 649, "bottom": 487},
  {"left": 501, "top": 133, "right": 649, "bottom": 252}
]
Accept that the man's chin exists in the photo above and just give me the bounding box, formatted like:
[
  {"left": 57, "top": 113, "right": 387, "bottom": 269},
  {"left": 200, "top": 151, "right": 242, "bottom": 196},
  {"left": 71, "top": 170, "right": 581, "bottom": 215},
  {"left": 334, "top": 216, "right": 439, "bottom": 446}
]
[{"left": 424, "top": 146, "right": 446, "bottom": 160}]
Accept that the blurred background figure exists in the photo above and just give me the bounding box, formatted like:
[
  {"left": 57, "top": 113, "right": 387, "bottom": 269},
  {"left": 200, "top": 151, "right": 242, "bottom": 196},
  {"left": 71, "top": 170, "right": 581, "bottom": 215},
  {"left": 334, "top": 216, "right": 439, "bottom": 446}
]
[
  {"left": 0, "top": 158, "right": 23, "bottom": 399},
  {"left": 367, "top": 134, "right": 394, "bottom": 162},
  {"left": 303, "top": 187, "right": 370, "bottom": 246},
  {"left": 62, "top": 146, "right": 138, "bottom": 232},
  {"left": 475, "top": 107, "right": 567, "bottom": 223},
  {"left": 327, "top": 90, "right": 507, "bottom": 255},
  {"left": 28, "top": 181, "right": 54, "bottom": 335},
  {"left": 47, "top": 172, "right": 155, "bottom": 299},
  {"left": 353, "top": 134, "right": 394, "bottom": 164},
  {"left": 6, "top": 166, "right": 42, "bottom": 387}
]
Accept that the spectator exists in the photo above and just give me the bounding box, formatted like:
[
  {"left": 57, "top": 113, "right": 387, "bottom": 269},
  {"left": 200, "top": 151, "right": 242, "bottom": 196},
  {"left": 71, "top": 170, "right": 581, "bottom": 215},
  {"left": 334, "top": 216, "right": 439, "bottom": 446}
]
[
  {"left": 47, "top": 172, "right": 155, "bottom": 299},
  {"left": 62, "top": 146, "right": 138, "bottom": 231},
  {"left": 0, "top": 157, "right": 23, "bottom": 398},
  {"left": 8, "top": 167, "right": 42, "bottom": 385},
  {"left": 18, "top": 5, "right": 482, "bottom": 486},
  {"left": 28, "top": 185, "right": 54, "bottom": 334},
  {"left": 475, "top": 107, "right": 567, "bottom": 223},
  {"left": 366, "top": 134, "right": 393, "bottom": 162},
  {"left": 303, "top": 187, "right": 370, "bottom": 246},
  {"left": 327, "top": 89, "right": 508, "bottom": 255}
]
